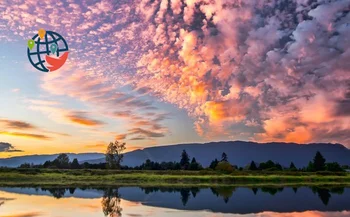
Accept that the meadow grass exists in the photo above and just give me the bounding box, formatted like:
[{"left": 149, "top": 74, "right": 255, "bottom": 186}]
[{"left": 0, "top": 168, "right": 349, "bottom": 187}]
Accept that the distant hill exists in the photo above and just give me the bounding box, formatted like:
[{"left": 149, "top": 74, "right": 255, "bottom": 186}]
[
  {"left": 1, "top": 141, "right": 350, "bottom": 168},
  {"left": 0, "top": 153, "right": 104, "bottom": 168},
  {"left": 85, "top": 141, "right": 350, "bottom": 168}
]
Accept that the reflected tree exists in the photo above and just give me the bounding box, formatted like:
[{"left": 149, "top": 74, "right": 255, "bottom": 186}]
[
  {"left": 292, "top": 187, "right": 298, "bottom": 194},
  {"left": 42, "top": 188, "right": 66, "bottom": 199},
  {"left": 330, "top": 187, "right": 344, "bottom": 195},
  {"left": 140, "top": 187, "right": 201, "bottom": 199},
  {"left": 102, "top": 188, "right": 122, "bottom": 217},
  {"left": 142, "top": 187, "right": 159, "bottom": 194},
  {"left": 180, "top": 189, "right": 191, "bottom": 206},
  {"left": 69, "top": 187, "right": 76, "bottom": 195},
  {"left": 252, "top": 187, "right": 258, "bottom": 195},
  {"left": 312, "top": 187, "right": 331, "bottom": 206},
  {"left": 261, "top": 187, "right": 284, "bottom": 196},
  {"left": 210, "top": 187, "right": 235, "bottom": 203},
  {"left": 140, "top": 187, "right": 201, "bottom": 204},
  {"left": 190, "top": 187, "right": 200, "bottom": 198}
]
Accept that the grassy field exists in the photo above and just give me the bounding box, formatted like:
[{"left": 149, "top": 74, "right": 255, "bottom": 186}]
[{"left": 0, "top": 168, "right": 349, "bottom": 187}]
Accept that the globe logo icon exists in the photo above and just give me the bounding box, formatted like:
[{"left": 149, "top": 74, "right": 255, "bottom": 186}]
[{"left": 27, "top": 29, "right": 69, "bottom": 72}]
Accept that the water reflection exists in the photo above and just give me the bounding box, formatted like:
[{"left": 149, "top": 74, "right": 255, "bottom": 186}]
[
  {"left": 311, "top": 186, "right": 345, "bottom": 206},
  {"left": 102, "top": 188, "right": 122, "bottom": 217},
  {"left": 0, "top": 186, "right": 349, "bottom": 217}
]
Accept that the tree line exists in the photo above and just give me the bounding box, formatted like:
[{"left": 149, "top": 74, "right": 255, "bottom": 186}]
[
  {"left": 19, "top": 140, "right": 349, "bottom": 172},
  {"left": 246, "top": 151, "right": 345, "bottom": 172}
]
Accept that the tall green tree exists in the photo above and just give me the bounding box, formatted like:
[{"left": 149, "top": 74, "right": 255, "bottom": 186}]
[
  {"left": 106, "top": 141, "right": 126, "bottom": 169},
  {"left": 307, "top": 161, "right": 315, "bottom": 172},
  {"left": 249, "top": 161, "right": 257, "bottom": 170},
  {"left": 189, "top": 157, "right": 201, "bottom": 170},
  {"left": 43, "top": 160, "right": 51, "bottom": 168},
  {"left": 54, "top": 153, "right": 70, "bottom": 169},
  {"left": 19, "top": 163, "right": 31, "bottom": 168},
  {"left": 289, "top": 162, "right": 297, "bottom": 170},
  {"left": 275, "top": 163, "right": 283, "bottom": 171},
  {"left": 180, "top": 150, "right": 190, "bottom": 169},
  {"left": 209, "top": 159, "right": 219, "bottom": 169},
  {"left": 71, "top": 158, "right": 80, "bottom": 169},
  {"left": 326, "top": 162, "right": 343, "bottom": 172},
  {"left": 313, "top": 151, "right": 326, "bottom": 171},
  {"left": 221, "top": 152, "right": 228, "bottom": 162}
]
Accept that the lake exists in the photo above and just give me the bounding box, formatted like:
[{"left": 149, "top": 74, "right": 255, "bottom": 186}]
[{"left": 0, "top": 186, "right": 349, "bottom": 217}]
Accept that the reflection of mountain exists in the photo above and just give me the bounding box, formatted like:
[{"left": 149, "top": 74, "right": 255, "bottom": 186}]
[
  {"left": 119, "top": 187, "right": 350, "bottom": 214},
  {"left": 0, "top": 187, "right": 104, "bottom": 199},
  {"left": 1, "top": 187, "right": 349, "bottom": 214}
]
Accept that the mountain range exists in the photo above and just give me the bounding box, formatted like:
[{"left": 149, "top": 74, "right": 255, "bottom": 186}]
[
  {"left": 1, "top": 141, "right": 350, "bottom": 168},
  {"left": 0, "top": 153, "right": 103, "bottom": 168}
]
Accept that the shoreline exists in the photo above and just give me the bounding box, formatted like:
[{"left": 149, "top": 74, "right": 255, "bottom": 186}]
[{"left": 0, "top": 169, "right": 350, "bottom": 187}]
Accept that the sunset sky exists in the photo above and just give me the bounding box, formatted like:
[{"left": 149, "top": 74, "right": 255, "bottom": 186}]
[{"left": 0, "top": 0, "right": 349, "bottom": 157}]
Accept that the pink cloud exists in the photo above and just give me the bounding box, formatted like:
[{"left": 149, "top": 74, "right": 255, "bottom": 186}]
[{"left": 0, "top": 0, "right": 349, "bottom": 147}]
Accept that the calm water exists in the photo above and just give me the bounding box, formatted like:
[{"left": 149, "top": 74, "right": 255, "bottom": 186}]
[{"left": 0, "top": 186, "right": 350, "bottom": 217}]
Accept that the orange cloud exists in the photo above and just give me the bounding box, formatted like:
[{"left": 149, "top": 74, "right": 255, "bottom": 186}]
[
  {"left": 85, "top": 143, "right": 106, "bottom": 148},
  {"left": 0, "top": 132, "right": 52, "bottom": 140},
  {"left": 300, "top": 95, "right": 334, "bottom": 124},
  {"left": 0, "top": 119, "right": 36, "bottom": 130},
  {"left": 203, "top": 101, "right": 248, "bottom": 124},
  {"left": 285, "top": 126, "right": 312, "bottom": 144},
  {"left": 115, "top": 134, "right": 127, "bottom": 140},
  {"left": 66, "top": 112, "right": 104, "bottom": 127}
]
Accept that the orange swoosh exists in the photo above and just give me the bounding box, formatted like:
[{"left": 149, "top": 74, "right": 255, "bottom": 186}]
[{"left": 45, "top": 52, "right": 69, "bottom": 72}]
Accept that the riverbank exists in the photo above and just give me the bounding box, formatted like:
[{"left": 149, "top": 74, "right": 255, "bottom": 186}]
[{"left": 0, "top": 168, "right": 350, "bottom": 187}]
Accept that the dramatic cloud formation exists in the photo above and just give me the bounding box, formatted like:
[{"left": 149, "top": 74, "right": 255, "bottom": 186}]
[
  {"left": 0, "top": 142, "right": 23, "bottom": 152},
  {"left": 0, "top": 0, "right": 349, "bottom": 146}
]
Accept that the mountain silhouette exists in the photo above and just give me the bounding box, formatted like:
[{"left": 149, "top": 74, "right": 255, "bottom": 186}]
[
  {"left": 1, "top": 141, "right": 349, "bottom": 168},
  {"left": 0, "top": 153, "right": 103, "bottom": 167},
  {"left": 87, "top": 141, "right": 350, "bottom": 167}
]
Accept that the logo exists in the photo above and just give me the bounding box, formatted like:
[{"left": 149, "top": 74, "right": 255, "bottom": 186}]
[{"left": 27, "top": 29, "right": 69, "bottom": 72}]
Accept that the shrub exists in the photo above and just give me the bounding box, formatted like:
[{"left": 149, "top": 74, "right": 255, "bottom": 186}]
[
  {"left": 215, "top": 162, "right": 234, "bottom": 173},
  {"left": 326, "top": 162, "right": 344, "bottom": 172}
]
